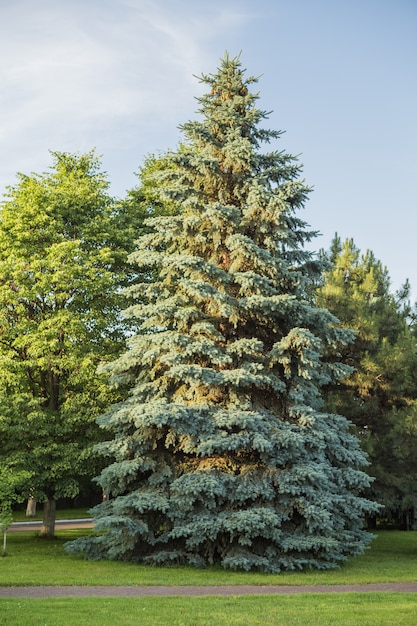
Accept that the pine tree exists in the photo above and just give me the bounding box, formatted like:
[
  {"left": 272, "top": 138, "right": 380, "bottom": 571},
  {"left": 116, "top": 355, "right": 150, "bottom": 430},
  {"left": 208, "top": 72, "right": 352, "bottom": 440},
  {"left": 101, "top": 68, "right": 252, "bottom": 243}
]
[
  {"left": 66, "top": 54, "right": 378, "bottom": 571},
  {"left": 317, "top": 236, "right": 417, "bottom": 528}
]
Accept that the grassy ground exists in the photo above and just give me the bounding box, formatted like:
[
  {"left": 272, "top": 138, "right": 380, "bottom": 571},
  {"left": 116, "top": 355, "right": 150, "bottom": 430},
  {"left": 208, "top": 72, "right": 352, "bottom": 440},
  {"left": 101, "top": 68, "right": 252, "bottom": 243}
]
[
  {"left": 1, "top": 593, "right": 417, "bottom": 625},
  {"left": 1, "top": 529, "right": 416, "bottom": 624},
  {"left": 1, "top": 530, "right": 416, "bottom": 586},
  {"left": 12, "top": 507, "right": 92, "bottom": 522}
]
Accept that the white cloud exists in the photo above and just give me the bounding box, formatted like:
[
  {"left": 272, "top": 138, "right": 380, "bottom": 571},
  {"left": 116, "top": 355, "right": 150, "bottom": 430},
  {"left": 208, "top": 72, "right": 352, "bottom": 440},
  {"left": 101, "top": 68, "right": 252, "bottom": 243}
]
[{"left": 0, "top": 0, "right": 251, "bottom": 192}]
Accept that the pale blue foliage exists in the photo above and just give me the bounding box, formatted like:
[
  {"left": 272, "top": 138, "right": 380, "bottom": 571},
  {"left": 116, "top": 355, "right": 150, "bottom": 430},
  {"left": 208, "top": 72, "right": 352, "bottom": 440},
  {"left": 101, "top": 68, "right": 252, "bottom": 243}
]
[{"left": 65, "top": 54, "right": 379, "bottom": 571}]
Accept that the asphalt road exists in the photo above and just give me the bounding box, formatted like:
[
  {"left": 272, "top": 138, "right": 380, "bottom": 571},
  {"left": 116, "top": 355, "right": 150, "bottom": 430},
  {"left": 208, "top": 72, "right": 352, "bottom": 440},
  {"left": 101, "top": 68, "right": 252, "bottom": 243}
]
[{"left": 8, "top": 518, "right": 93, "bottom": 532}]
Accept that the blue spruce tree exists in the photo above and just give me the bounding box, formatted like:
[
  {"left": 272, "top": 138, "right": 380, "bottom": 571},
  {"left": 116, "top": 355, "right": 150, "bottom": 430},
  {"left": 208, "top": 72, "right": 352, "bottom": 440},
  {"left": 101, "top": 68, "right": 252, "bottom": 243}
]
[{"left": 66, "top": 54, "right": 378, "bottom": 571}]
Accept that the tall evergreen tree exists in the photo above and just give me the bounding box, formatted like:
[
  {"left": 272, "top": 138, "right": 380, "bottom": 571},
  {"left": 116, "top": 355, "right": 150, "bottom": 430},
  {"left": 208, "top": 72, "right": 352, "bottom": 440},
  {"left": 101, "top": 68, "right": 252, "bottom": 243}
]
[
  {"left": 67, "top": 55, "right": 378, "bottom": 571},
  {"left": 317, "top": 236, "right": 417, "bottom": 528}
]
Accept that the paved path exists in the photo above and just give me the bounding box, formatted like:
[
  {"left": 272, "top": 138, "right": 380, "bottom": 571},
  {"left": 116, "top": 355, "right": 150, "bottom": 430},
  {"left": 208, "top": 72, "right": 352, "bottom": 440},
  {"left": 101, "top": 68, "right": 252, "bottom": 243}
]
[{"left": 1, "top": 583, "right": 417, "bottom": 598}]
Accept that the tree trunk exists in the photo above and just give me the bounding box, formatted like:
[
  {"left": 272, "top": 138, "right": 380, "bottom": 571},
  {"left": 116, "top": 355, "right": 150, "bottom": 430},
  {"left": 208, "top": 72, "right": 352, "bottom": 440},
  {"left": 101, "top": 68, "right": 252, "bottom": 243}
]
[
  {"left": 26, "top": 497, "right": 37, "bottom": 517},
  {"left": 39, "top": 498, "right": 56, "bottom": 538}
]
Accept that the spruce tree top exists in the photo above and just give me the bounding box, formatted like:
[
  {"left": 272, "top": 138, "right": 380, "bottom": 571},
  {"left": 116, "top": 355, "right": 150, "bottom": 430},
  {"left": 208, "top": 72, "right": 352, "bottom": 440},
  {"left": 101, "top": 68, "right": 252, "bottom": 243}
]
[{"left": 143, "top": 53, "right": 318, "bottom": 292}]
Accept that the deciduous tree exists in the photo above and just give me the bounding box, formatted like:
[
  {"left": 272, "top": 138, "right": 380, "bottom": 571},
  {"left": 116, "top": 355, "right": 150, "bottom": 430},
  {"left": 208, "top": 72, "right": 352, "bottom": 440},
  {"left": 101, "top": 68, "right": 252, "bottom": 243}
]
[{"left": 0, "top": 151, "right": 137, "bottom": 537}]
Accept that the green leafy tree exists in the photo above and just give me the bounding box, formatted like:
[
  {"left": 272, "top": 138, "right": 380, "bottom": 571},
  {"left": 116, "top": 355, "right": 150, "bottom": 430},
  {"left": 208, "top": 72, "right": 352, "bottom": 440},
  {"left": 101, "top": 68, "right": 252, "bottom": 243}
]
[
  {"left": 67, "top": 55, "right": 378, "bottom": 571},
  {"left": 0, "top": 468, "right": 30, "bottom": 556},
  {"left": 317, "top": 236, "right": 417, "bottom": 527},
  {"left": 0, "top": 151, "right": 138, "bottom": 537}
]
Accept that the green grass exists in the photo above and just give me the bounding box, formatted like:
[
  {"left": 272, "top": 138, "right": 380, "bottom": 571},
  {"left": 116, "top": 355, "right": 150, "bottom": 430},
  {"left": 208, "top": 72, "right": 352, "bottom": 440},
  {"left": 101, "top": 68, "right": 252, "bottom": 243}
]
[
  {"left": 12, "top": 507, "right": 92, "bottom": 522},
  {"left": 1, "top": 530, "right": 416, "bottom": 586},
  {"left": 1, "top": 594, "right": 417, "bottom": 625},
  {"left": 2, "top": 530, "right": 417, "bottom": 625}
]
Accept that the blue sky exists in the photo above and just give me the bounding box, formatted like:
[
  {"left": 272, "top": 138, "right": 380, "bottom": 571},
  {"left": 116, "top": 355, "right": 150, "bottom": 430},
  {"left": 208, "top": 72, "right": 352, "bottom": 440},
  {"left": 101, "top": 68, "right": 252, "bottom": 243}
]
[{"left": 1, "top": 0, "right": 416, "bottom": 296}]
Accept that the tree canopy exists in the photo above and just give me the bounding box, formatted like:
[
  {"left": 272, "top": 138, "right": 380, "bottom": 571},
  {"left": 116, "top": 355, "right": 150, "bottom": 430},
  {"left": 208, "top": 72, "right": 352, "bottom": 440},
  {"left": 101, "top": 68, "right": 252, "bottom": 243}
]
[{"left": 0, "top": 151, "right": 138, "bottom": 536}]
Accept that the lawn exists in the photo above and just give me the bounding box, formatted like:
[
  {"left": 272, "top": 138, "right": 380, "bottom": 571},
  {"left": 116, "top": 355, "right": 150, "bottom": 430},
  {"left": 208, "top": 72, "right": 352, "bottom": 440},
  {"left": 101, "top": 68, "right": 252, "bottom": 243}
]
[
  {"left": 1, "top": 530, "right": 416, "bottom": 586},
  {"left": 0, "top": 593, "right": 416, "bottom": 626},
  {"left": 11, "top": 507, "right": 92, "bottom": 522},
  {"left": 1, "top": 529, "right": 416, "bottom": 625}
]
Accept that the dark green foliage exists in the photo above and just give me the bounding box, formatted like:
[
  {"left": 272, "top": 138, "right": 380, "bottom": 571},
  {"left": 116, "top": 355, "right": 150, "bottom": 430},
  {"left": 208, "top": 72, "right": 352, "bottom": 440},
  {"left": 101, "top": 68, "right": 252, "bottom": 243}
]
[
  {"left": 317, "top": 236, "right": 417, "bottom": 528},
  {"left": 66, "top": 55, "right": 378, "bottom": 571}
]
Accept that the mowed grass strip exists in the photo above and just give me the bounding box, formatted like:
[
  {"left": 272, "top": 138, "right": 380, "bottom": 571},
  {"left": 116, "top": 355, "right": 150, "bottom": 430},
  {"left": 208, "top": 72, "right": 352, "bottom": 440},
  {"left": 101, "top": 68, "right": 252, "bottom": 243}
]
[
  {"left": 1, "top": 530, "right": 416, "bottom": 586},
  {"left": 12, "top": 508, "right": 92, "bottom": 522},
  {"left": 1, "top": 593, "right": 417, "bottom": 626}
]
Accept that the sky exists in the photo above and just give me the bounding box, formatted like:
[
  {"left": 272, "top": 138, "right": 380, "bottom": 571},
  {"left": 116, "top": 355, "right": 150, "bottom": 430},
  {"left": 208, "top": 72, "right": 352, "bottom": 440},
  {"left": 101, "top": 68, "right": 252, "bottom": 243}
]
[{"left": 1, "top": 0, "right": 416, "bottom": 296}]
